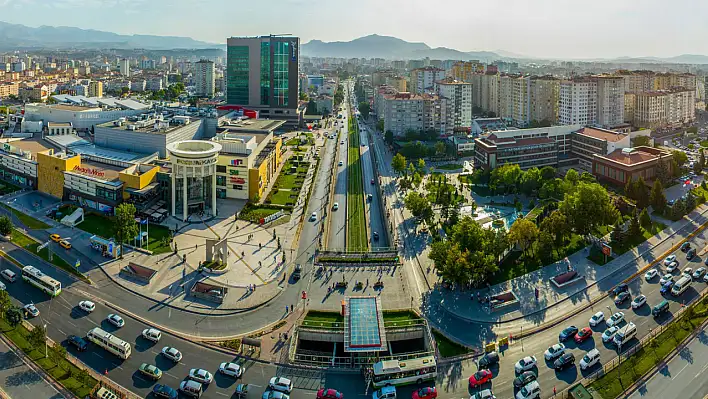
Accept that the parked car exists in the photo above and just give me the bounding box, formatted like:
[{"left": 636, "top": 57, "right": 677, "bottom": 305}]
[
  {"left": 553, "top": 353, "right": 576, "bottom": 370},
  {"left": 602, "top": 326, "right": 620, "bottom": 343},
  {"left": 667, "top": 262, "right": 679, "bottom": 273},
  {"left": 664, "top": 255, "right": 677, "bottom": 265},
  {"left": 558, "top": 326, "right": 579, "bottom": 342},
  {"left": 514, "top": 356, "right": 537, "bottom": 373},
  {"left": 188, "top": 369, "right": 213, "bottom": 384},
  {"left": 589, "top": 311, "right": 605, "bottom": 327},
  {"left": 138, "top": 363, "right": 162, "bottom": 380},
  {"left": 218, "top": 362, "right": 243, "bottom": 378},
  {"left": 694, "top": 267, "right": 707, "bottom": 280},
  {"left": 513, "top": 371, "right": 537, "bottom": 388},
  {"left": 606, "top": 312, "right": 625, "bottom": 328},
  {"left": 544, "top": 344, "right": 566, "bottom": 360},
  {"left": 469, "top": 369, "right": 493, "bottom": 387},
  {"left": 106, "top": 314, "right": 125, "bottom": 328},
  {"left": 687, "top": 248, "right": 697, "bottom": 260},
  {"left": 681, "top": 242, "right": 692, "bottom": 252},
  {"left": 142, "top": 328, "right": 162, "bottom": 343},
  {"left": 644, "top": 269, "right": 659, "bottom": 281},
  {"left": 24, "top": 303, "right": 39, "bottom": 318},
  {"left": 67, "top": 335, "right": 88, "bottom": 351},
  {"left": 580, "top": 349, "right": 601, "bottom": 370},
  {"left": 611, "top": 283, "right": 629, "bottom": 296},
  {"left": 268, "top": 377, "right": 293, "bottom": 393},
  {"left": 683, "top": 267, "right": 694, "bottom": 277},
  {"left": 632, "top": 295, "right": 647, "bottom": 309},
  {"left": 411, "top": 387, "right": 435, "bottom": 399},
  {"left": 152, "top": 384, "right": 178, "bottom": 399},
  {"left": 574, "top": 327, "right": 593, "bottom": 343},
  {"left": 660, "top": 274, "right": 674, "bottom": 285},
  {"left": 477, "top": 351, "right": 500, "bottom": 368},
  {"left": 614, "top": 292, "right": 631, "bottom": 305},
  {"left": 471, "top": 389, "right": 496, "bottom": 399},
  {"left": 661, "top": 281, "right": 674, "bottom": 295}
]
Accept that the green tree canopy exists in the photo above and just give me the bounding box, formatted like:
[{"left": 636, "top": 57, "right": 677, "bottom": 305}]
[
  {"left": 540, "top": 210, "right": 570, "bottom": 248},
  {"left": 672, "top": 150, "right": 688, "bottom": 169},
  {"left": 403, "top": 192, "right": 433, "bottom": 221},
  {"left": 115, "top": 203, "right": 139, "bottom": 259},
  {"left": 559, "top": 181, "right": 618, "bottom": 235},
  {"left": 305, "top": 100, "right": 318, "bottom": 115},
  {"left": 358, "top": 102, "right": 371, "bottom": 119},
  {"left": 631, "top": 135, "right": 652, "bottom": 147},
  {"left": 0, "top": 216, "right": 12, "bottom": 236},
  {"left": 490, "top": 164, "right": 522, "bottom": 193},
  {"left": 392, "top": 153, "right": 406, "bottom": 174},
  {"left": 650, "top": 179, "right": 667, "bottom": 212},
  {"left": 508, "top": 218, "right": 540, "bottom": 260},
  {"left": 384, "top": 130, "right": 394, "bottom": 145}
]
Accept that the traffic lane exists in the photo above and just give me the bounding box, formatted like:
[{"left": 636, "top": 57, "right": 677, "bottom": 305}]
[
  {"left": 627, "top": 325, "right": 708, "bottom": 399},
  {"left": 328, "top": 136, "right": 348, "bottom": 250},
  {"left": 360, "top": 134, "right": 387, "bottom": 248}
]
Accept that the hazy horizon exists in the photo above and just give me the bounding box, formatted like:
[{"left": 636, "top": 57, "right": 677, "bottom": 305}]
[{"left": 2, "top": 0, "right": 707, "bottom": 60}]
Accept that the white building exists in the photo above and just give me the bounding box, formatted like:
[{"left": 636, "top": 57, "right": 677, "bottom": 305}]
[
  {"left": 119, "top": 59, "right": 130, "bottom": 77},
  {"left": 559, "top": 78, "right": 597, "bottom": 126},
  {"left": 409, "top": 67, "right": 445, "bottom": 94},
  {"left": 596, "top": 76, "right": 625, "bottom": 127},
  {"left": 195, "top": 59, "right": 215, "bottom": 97},
  {"left": 166, "top": 140, "right": 221, "bottom": 221},
  {"left": 436, "top": 79, "right": 472, "bottom": 134}
]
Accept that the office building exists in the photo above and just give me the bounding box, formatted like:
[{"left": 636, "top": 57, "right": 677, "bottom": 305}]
[
  {"left": 592, "top": 146, "right": 673, "bottom": 185},
  {"left": 571, "top": 126, "right": 630, "bottom": 170},
  {"left": 226, "top": 35, "right": 301, "bottom": 129},
  {"left": 559, "top": 77, "right": 597, "bottom": 126},
  {"left": 195, "top": 59, "right": 215, "bottom": 97}
]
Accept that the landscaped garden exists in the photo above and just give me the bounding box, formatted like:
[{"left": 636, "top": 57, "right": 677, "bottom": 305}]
[
  {"left": 347, "top": 114, "right": 367, "bottom": 250},
  {"left": 78, "top": 212, "right": 172, "bottom": 254},
  {"left": 301, "top": 310, "right": 422, "bottom": 329},
  {"left": 265, "top": 158, "right": 309, "bottom": 208},
  {"left": 1, "top": 203, "right": 50, "bottom": 229}
]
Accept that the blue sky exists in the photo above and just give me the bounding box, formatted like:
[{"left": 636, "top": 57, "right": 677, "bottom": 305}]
[{"left": 2, "top": 0, "right": 707, "bottom": 59}]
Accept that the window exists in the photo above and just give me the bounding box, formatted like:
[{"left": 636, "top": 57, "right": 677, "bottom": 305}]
[
  {"left": 216, "top": 165, "right": 227, "bottom": 173},
  {"left": 227, "top": 46, "right": 249, "bottom": 105},
  {"left": 260, "top": 41, "right": 270, "bottom": 105},
  {"left": 216, "top": 176, "right": 226, "bottom": 186},
  {"left": 273, "top": 41, "right": 289, "bottom": 107}
]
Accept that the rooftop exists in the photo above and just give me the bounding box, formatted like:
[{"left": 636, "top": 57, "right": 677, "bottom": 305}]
[
  {"left": 0, "top": 135, "right": 56, "bottom": 156},
  {"left": 219, "top": 118, "right": 286, "bottom": 133},
  {"left": 597, "top": 147, "right": 671, "bottom": 166},
  {"left": 98, "top": 114, "right": 200, "bottom": 135},
  {"left": 576, "top": 127, "right": 628, "bottom": 142},
  {"left": 69, "top": 160, "right": 123, "bottom": 183},
  {"left": 344, "top": 297, "right": 387, "bottom": 353}
]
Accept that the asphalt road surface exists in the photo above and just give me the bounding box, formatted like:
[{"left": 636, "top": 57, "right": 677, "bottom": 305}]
[
  {"left": 357, "top": 121, "right": 388, "bottom": 248},
  {"left": 327, "top": 95, "right": 349, "bottom": 251}
]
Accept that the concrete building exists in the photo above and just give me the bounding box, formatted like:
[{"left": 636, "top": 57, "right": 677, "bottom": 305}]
[
  {"left": 0, "top": 82, "right": 19, "bottom": 98},
  {"left": 24, "top": 101, "right": 150, "bottom": 132},
  {"left": 88, "top": 81, "right": 103, "bottom": 98},
  {"left": 592, "top": 146, "right": 673, "bottom": 185},
  {"left": 559, "top": 77, "right": 597, "bottom": 126},
  {"left": 474, "top": 134, "right": 559, "bottom": 170},
  {"left": 624, "top": 93, "right": 636, "bottom": 123},
  {"left": 386, "top": 76, "right": 407, "bottom": 93},
  {"left": 596, "top": 75, "right": 625, "bottom": 127},
  {"left": 530, "top": 76, "right": 560, "bottom": 124},
  {"left": 167, "top": 140, "right": 221, "bottom": 220},
  {"left": 226, "top": 35, "right": 301, "bottom": 129},
  {"left": 195, "top": 59, "right": 215, "bottom": 97},
  {"left": 383, "top": 93, "right": 441, "bottom": 136},
  {"left": 471, "top": 72, "right": 499, "bottom": 116},
  {"left": 571, "top": 126, "right": 631, "bottom": 170},
  {"left": 119, "top": 59, "right": 130, "bottom": 77},
  {"left": 409, "top": 67, "right": 445, "bottom": 94},
  {"left": 373, "top": 85, "right": 400, "bottom": 120},
  {"left": 631, "top": 89, "right": 695, "bottom": 129},
  {"left": 448, "top": 61, "right": 484, "bottom": 82},
  {"left": 436, "top": 78, "right": 472, "bottom": 135}
]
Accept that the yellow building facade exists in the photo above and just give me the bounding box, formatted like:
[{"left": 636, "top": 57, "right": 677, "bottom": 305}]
[{"left": 36, "top": 151, "right": 81, "bottom": 198}]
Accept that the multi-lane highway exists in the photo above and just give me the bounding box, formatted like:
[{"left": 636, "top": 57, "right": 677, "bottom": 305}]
[
  {"left": 357, "top": 120, "right": 388, "bottom": 249},
  {"left": 327, "top": 84, "right": 350, "bottom": 250}
]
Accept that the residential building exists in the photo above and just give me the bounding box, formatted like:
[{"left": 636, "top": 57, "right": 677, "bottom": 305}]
[
  {"left": 386, "top": 76, "right": 407, "bottom": 92},
  {"left": 529, "top": 76, "right": 560, "bottom": 124},
  {"left": 383, "top": 92, "right": 441, "bottom": 136},
  {"left": 559, "top": 77, "right": 597, "bottom": 125},
  {"left": 226, "top": 35, "right": 301, "bottom": 129},
  {"left": 632, "top": 89, "right": 697, "bottom": 129},
  {"left": 596, "top": 75, "right": 625, "bottom": 127},
  {"left": 571, "top": 126, "right": 630, "bottom": 170},
  {"left": 195, "top": 59, "right": 216, "bottom": 97},
  {"left": 448, "top": 61, "right": 484, "bottom": 82},
  {"left": 436, "top": 78, "right": 472, "bottom": 135},
  {"left": 409, "top": 67, "right": 445, "bottom": 94},
  {"left": 0, "top": 82, "right": 19, "bottom": 98},
  {"left": 88, "top": 81, "right": 103, "bottom": 98},
  {"left": 373, "top": 85, "right": 399, "bottom": 120},
  {"left": 624, "top": 93, "right": 635, "bottom": 123},
  {"left": 119, "top": 59, "right": 130, "bottom": 77},
  {"left": 592, "top": 146, "right": 673, "bottom": 185}
]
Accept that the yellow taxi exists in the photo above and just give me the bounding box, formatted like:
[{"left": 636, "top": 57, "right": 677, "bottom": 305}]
[
  {"left": 49, "top": 234, "right": 61, "bottom": 242},
  {"left": 59, "top": 240, "right": 72, "bottom": 250}
]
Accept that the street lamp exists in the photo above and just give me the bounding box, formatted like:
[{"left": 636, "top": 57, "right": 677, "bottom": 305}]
[{"left": 44, "top": 323, "right": 48, "bottom": 358}]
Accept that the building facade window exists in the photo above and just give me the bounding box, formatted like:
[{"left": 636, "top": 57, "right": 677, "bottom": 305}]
[
  {"left": 260, "top": 42, "right": 270, "bottom": 106},
  {"left": 273, "top": 41, "right": 289, "bottom": 107},
  {"left": 216, "top": 175, "right": 226, "bottom": 186},
  {"left": 227, "top": 46, "right": 249, "bottom": 105},
  {"left": 216, "top": 165, "right": 227, "bottom": 173}
]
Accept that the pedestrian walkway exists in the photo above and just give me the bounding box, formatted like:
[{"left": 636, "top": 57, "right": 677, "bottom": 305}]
[
  {"left": 0, "top": 336, "right": 68, "bottom": 399},
  {"left": 428, "top": 203, "right": 708, "bottom": 325}
]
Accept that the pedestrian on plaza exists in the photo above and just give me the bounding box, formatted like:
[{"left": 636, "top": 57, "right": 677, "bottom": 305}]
[
  {"left": 285, "top": 305, "right": 289, "bottom": 313},
  {"left": 291, "top": 304, "right": 294, "bottom": 312}
]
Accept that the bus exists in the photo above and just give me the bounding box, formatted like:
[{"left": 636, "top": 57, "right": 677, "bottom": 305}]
[
  {"left": 87, "top": 327, "right": 132, "bottom": 359},
  {"left": 371, "top": 356, "right": 437, "bottom": 387},
  {"left": 672, "top": 275, "right": 692, "bottom": 296},
  {"left": 21, "top": 266, "right": 61, "bottom": 297}
]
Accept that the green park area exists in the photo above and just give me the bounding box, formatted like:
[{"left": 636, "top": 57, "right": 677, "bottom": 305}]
[
  {"left": 265, "top": 157, "right": 309, "bottom": 207},
  {"left": 302, "top": 310, "right": 421, "bottom": 330},
  {"left": 347, "top": 115, "right": 367, "bottom": 250},
  {"left": 9, "top": 229, "right": 83, "bottom": 279},
  {"left": 1, "top": 204, "right": 50, "bottom": 229},
  {"left": 78, "top": 212, "right": 171, "bottom": 254}
]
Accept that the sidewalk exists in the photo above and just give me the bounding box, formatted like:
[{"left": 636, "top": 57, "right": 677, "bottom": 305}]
[
  {"left": 429, "top": 202, "right": 708, "bottom": 325},
  {"left": 0, "top": 335, "right": 68, "bottom": 399}
]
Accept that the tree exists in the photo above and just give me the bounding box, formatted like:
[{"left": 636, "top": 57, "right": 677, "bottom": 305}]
[
  {"left": 358, "top": 102, "right": 371, "bottom": 119},
  {"left": 672, "top": 150, "right": 689, "bottom": 169},
  {"left": 299, "top": 92, "right": 309, "bottom": 101},
  {"left": 377, "top": 120, "right": 385, "bottom": 133},
  {"left": 407, "top": 162, "right": 416, "bottom": 177},
  {"left": 434, "top": 141, "right": 446, "bottom": 155},
  {"left": 631, "top": 135, "right": 651, "bottom": 147},
  {"left": 639, "top": 208, "right": 651, "bottom": 229},
  {"left": 629, "top": 210, "right": 642, "bottom": 238},
  {"left": 49, "top": 344, "right": 67, "bottom": 370},
  {"left": 509, "top": 218, "right": 540, "bottom": 264},
  {"left": 75, "top": 368, "right": 91, "bottom": 386},
  {"left": 701, "top": 150, "right": 706, "bottom": 168},
  {"left": 564, "top": 168, "right": 579, "bottom": 185},
  {"left": 540, "top": 210, "right": 570, "bottom": 250},
  {"left": 539, "top": 166, "right": 557, "bottom": 181},
  {"left": 114, "top": 203, "right": 139, "bottom": 259},
  {"left": 417, "top": 158, "right": 426, "bottom": 171},
  {"left": 650, "top": 179, "right": 667, "bottom": 212},
  {"left": 610, "top": 220, "right": 625, "bottom": 246},
  {"left": 404, "top": 192, "right": 433, "bottom": 221},
  {"left": 537, "top": 232, "right": 555, "bottom": 264},
  {"left": 28, "top": 324, "right": 46, "bottom": 350},
  {"left": 391, "top": 153, "right": 406, "bottom": 175},
  {"left": 520, "top": 167, "right": 541, "bottom": 195},
  {"left": 5, "top": 307, "right": 21, "bottom": 328},
  {"left": 656, "top": 156, "right": 670, "bottom": 184},
  {"left": 305, "top": 100, "right": 318, "bottom": 115},
  {"left": 490, "top": 164, "right": 522, "bottom": 194},
  {"left": 0, "top": 290, "right": 11, "bottom": 314},
  {"left": 560, "top": 182, "right": 618, "bottom": 236},
  {"left": 0, "top": 216, "right": 11, "bottom": 236},
  {"left": 384, "top": 130, "right": 394, "bottom": 145},
  {"left": 635, "top": 177, "right": 650, "bottom": 209}
]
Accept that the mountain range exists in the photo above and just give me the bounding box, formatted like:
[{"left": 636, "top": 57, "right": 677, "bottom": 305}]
[{"left": 0, "top": 21, "right": 221, "bottom": 50}]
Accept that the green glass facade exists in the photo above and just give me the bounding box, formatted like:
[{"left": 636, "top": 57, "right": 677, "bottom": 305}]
[
  {"left": 273, "top": 41, "right": 289, "bottom": 107},
  {"left": 227, "top": 46, "right": 249, "bottom": 105},
  {"left": 260, "top": 42, "right": 270, "bottom": 106}
]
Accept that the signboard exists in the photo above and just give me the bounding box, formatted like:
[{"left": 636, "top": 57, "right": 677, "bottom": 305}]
[
  {"left": 230, "top": 159, "right": 244, "bottom": 166},
  {"left": 290, "top": 41, "right": 298, "bottom": 62},
  {"left": 601, "top": 242, "right": 612, "bottom": 256},
  {"left": 176, "top": 158, "right": 217, "bottom": 166},
  {"left": 73, "top": 165, "right": 105, "bottom": 177}
]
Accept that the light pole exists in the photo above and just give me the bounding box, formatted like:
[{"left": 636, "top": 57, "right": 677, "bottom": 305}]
[{"left": 44, "top": 323, "right": 48, "bottom": 358}]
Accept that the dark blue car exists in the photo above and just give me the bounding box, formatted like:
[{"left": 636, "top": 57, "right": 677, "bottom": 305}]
[
  {"left": 67, "top": 335, "right": 87, "bottom": 351},
  {"left": 558, "top": 326, "right": 579, "bottom": 342},
  {"left": 152, "top": 384, "right": 178, "bottom": 399},
  {"left": 660, "top": 281, "right": 674, "bottom": 295}
]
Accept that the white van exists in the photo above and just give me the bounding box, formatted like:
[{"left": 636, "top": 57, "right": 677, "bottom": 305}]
[
  {"left": 613, "top": 322, "right": 637, "bottom": 347},
  {"left": 179, "top": 380, "right": 202, "bottom": 398},
  {"left": 516, "top": 380, "right": 541, "bottom": 399},
  {"left": 1, "top": 269, "right": 16, "bottom": 282},
  {"left": 579, "top": 348, "right": 600, "bottom": 370},
  {"left": 672, "top": 275, "right": 692, "bottom": 296}
]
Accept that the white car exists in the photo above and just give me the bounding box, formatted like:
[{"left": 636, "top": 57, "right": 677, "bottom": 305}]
[
  {"left": 544, "top": 343, "right": 566, "bottom": 360},
  {"left": 667, "top": 261, "right": 679, "bottom": 273},
  {"left": 473, "top": 389, "right": 497, "bottom": 399},
  {"left": 338, "top": 160, "right": 343, "bottom": 166},
  {"left": 644, "top": 269, "right": 659, "bottom": 281},
  {"left": 78, "top": 300, "right": 95, "bottom": 313},
  {"left": 704, "top": 274, "right": 708, "bottom": 283},
  {"left": 218, "top": 362, "right": 243, "bottom": 378},
  {"left": 683, "top": 267, "right": 693, "bottom": 278},
  {"left": 23, "top": 303, "right": 39, "bottom": 318},
  {"left": 606, "top": 312, "right": 625, "bottom": 328},
  {"left": 589, "top": 311, "right": 605, "bottom": 327},
  {"left": 579, "top": 348, "right": 601, "bottom": 370},
  {"left": 268, "top": 377, "right": 293, "bottom": 393},
  {"left": 310, "top": 212, "right": 317, "bottom": 221},
  {"left": 631, "top": 295, "right": 647, "bottom": 309},
  {"left": 188, "top": 368, "right": 213, "bottom": 384},
  {"left": 333, "top": 202, "right": 339, "bottom": 211},
  {"left": 0, "top": 282, "right": 5, "bottom": 290},
  {"left": 514, "top": 356, "right": 537, "bottom": 373},
  {"left": 660, "top": 274, "right": 674, "bottom": 285},
  {"left": 602, "top": 326, "right": 619, "bottom": 343},
  {"left": 161, "top": 346, "right": 182, "bottom": 362},
  {"left": 106, "top": 314, "right": 125, "bottom": 328},
  {"left": 142, "top": 328, "right": 162, "bottom": 342},
  {"left": 664, "top": 255, "right": 677, "bottom": 266}
]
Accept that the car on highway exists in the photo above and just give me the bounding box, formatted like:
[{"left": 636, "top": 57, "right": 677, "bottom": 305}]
[
  {"left": 631, "top": 295, "right": 647, "bottom": 309},
  {"left": 644, "top": 269, "right": 659, "bottom": 280},
  {"left": 544, "top": 343, "right": 566, "bottom": 360},
  {"left": 607, "top": 312, "right": 625, "bottom": 327},
  {"left": 469, "top": 369, "right": 493, "bottom": 387},
  {"left": 683, "top": 267, "right": 693, "bottom": 277},
  {"left": 614, "top": 292, "right": 631, "bottom": 305},
  {"left": 513, "top": 371, "right": 537, "bottom": 388},
  {"left": 514, "top": 356, "right": 537, "bottom": 373},
  {"left": 558, "top": 326, "right": 579, "bottom": 342},
  {"left": 189, "top": 368, "right": 213, "bottom": 384},
  {"left": 179, "top": 380, "right": 202, "bottom": 398},
  {"left": 333, "top": 202, "right": 339, "bottom": 211},
  {"left": 78, "top": 300, "right": 95, "bottom": 313},
  {"left": 611, "top": 283, "right": 629, "bottom": 296},
  {"left": 218, "top": 362, "right": 243, "bottom": 378},
  {"left": 338, "top": 161, "right": 343, "bottom": 166},
  {"left": 161, "top": 346, "right": 182, "bottom": 362},
  {"left": 471, "top": 389, "right": 496, "bottom": 399},
  {"left": 59, "top": 239, "right": 72, "bottom": 249},
  {"left": 142, "top": 328, "right": 162, "bottom": 342},
  {"left": 477, "top": 351, "right": 500, "bottom": 368},
  {"left": 667, "top": 261, "right": 679, "bottom": 273},
  {"left": 661, "top": 281, "right": 674, "bottom": 295},
  {"left": 553, "top": 352, "right": 576, "bottom": 370},
  {"left": 310, "top": 212, "right": 317, "bottom": 221},
  {"left": 602, "top": 326, "right": 619, "bottom": 343},
  {"left": 411, "top": 387, "right": 436, "bottom": 399},
  {"left": 372, "top": 386, "right": 396, "bottom": 399},
  {"left": 50, "top": 234, "right": 61, "bottom": 242},
  {"left": 515, "top": 381, "right": 540, "bottom": 399},
  {"left": 370, "top": 178, "right": 375, "bottom": 185},
  {"left": 138, "top": 363, "right": 162, "bottom": 380},
  {"left": 23, "top": 303, "right": 39, "bottom": 318},
  {"left": 681, "top": 242, "right": 692, "bottom": 252},
  {"left": 693, "top": 267, "right": 707, "bottom": 280},
  {"left": 373, "top": 232, "right": 379, "bottom": 241},
  {"left": 106, "top": 314, "right": 125, "bottom": 328},
  {"left": 660, "top": 274, "right": 674, "bottom": 285},
  {"left": 664, "top": 255, "right": 677, "bottom": 265},
  {"left": 269, "top": 377, "right": 293, "bottom": 393},
  {"left": 574, "top": 327, "right": 593, "bottom": 343},
  {"left": 67, "top": 334, "right": 88, "bottom": 351},
  {"left": 579, "top": 348, "right": 601, "bottom": 370},
  {"left": 152, "top": 384, "right": 178, "bottom": 399},
  {"left": 589, "top": 311, "right": 605, "bottom": 327}
]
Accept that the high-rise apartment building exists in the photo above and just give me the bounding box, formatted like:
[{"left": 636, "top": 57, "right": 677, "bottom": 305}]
[
  {"left": 226, "top": 35, "right": 301, "bottom": 128},
  {"left": 448, "top": 61, "right": 484, "bottom": 82},
  {"left": 119, "top": 59, "right": 130, "bottom": 77},
  {"left": 436, "top": 78, "right": 472, "bottom": 134},
  {"left": 383, "top": 93, "right": 442, "bottom": 136},
  {"left": 88, "top": 81, "right": 103, "bottom": 98},
  {"left": 195, "top": 59, "right": 215, "bottom": 97},
  {"left": 529, "top": 76, "right": 560, "bottom": 124},
  {"left": 409, "top": 67, "right": 445, "bottom": 94},
  {"left": 559, "top": 78, "right": 597, "bottom": 126},
  {"left": 596, "top": 75, "right": 625, "bottom": 127}
]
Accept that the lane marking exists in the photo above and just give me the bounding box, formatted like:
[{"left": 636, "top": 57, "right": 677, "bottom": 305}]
[{"left": 672, "top": 362, "right": 691, "bottom": 380}]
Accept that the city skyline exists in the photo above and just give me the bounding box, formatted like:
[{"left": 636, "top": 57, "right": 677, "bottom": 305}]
[{"left": 2, "top": 0, "right": 708, "bottom": 60}]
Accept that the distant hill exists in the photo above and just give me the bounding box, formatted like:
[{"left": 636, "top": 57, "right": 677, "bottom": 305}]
[{"left": 0, "top": 21, "right": 221, "bottom": 50}]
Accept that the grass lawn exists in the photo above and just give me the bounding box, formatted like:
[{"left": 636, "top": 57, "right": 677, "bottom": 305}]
[
  {"left": 302, "top": 311, "right": 344, "bottom": 329},
  {"left": 239, "top": 205, "right": 283, "bottom": 222},
  {"left": 78, "top": 212, "right": 172, "bottom": 254},
  {"left": 0, "top": 318, "right": 97, "bottom": 397},
  {"left": 589, "top": 297, "right": 708, "bottom": 399},
  {"left": 347, "top": 115, "right": 367, "bottom": 250},
  {"left": 432, "top": 330, "right": 472, "bottom": 358},
  {"left": 492, "top": 233, "right": 585, "bottom": 285},
  {"left": 587, "top": 246, "right": 614, "bottom": 266},
  {"left": 266, "top": 158, "right": 308, "bottom": 206},
  {"left": 382, "top": 310, "right": 422, "bottom": 327},
  {"left": 436, "top": 163, "right": 463, "bottom": 170},
  {"left": 610, "top": 221, "right": 667, "bottom": 255},
  {"left": 10, "top": 229, "right": 85, "bottom": 279},
  {"left": 1, "top": 204, "right": 50, "bottom": 229}
]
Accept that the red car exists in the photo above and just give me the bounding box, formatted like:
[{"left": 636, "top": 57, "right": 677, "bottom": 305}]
[
  {"left": 412, "top": 387, "right": 437, "bottom": 399},
  {"left": 575, "top": 327, "right": 593, "bottom": 343},
  {"left": 317, "top": 389, "right": 343, "bottom": 399},
  {"left": 468, "top": 369, "right": 493, "bottom": 387}
]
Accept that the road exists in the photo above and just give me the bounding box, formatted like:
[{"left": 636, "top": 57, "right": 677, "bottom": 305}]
[
  {"left": 327, "top": 85, "right": 349, "bottom": 250},
  {"left": 0, "top": 338, "right": 66, "bottom": 399},
  {"left": 357, "top": 120, "right": 388, "bottom": 249},
  {"left": 627, "top": 324, "right": 708, "bottom": 399}
]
